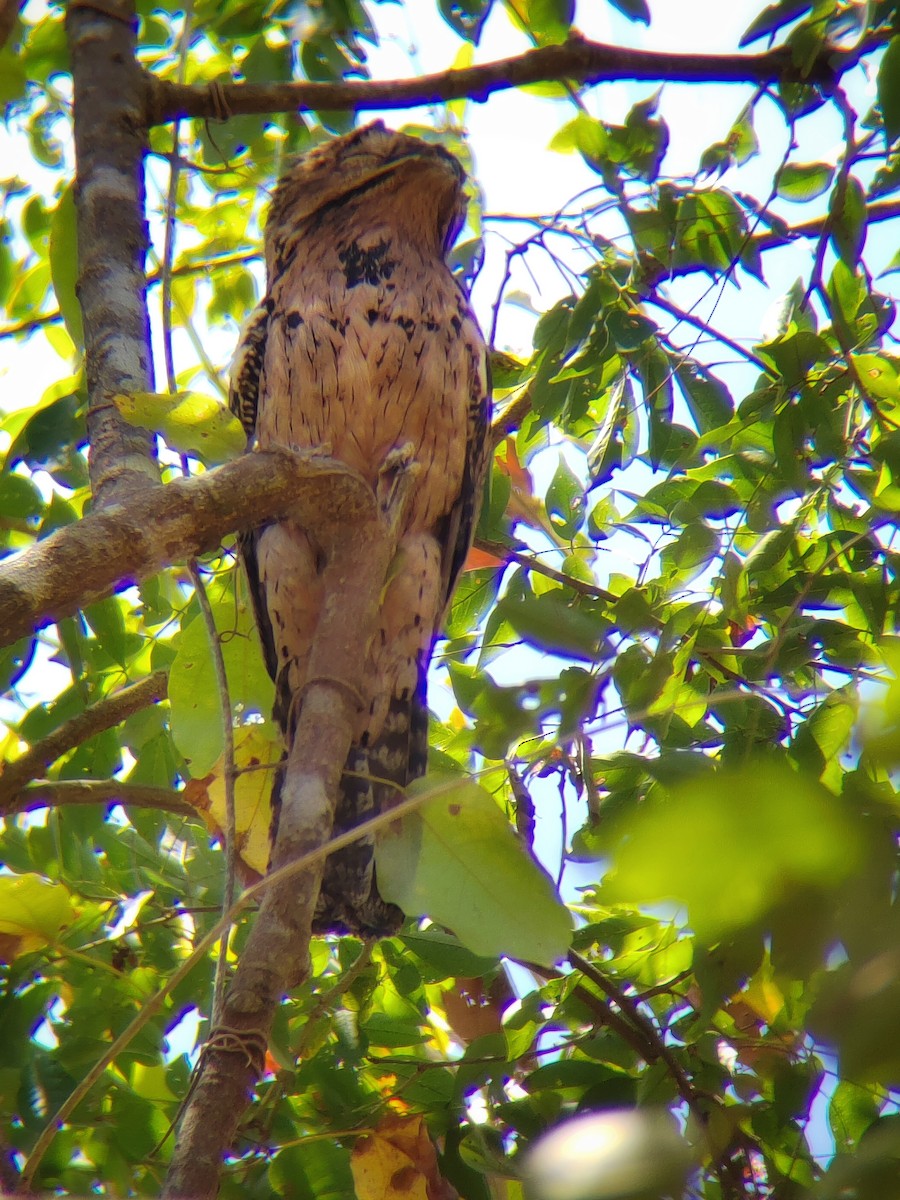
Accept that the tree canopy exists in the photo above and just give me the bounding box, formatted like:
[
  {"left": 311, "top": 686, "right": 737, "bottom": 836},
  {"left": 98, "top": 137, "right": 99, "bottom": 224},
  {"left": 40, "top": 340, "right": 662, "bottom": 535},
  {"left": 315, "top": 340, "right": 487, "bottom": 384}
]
[{"left": 2, "top": 0, "right": 900, "bottom": 1197}]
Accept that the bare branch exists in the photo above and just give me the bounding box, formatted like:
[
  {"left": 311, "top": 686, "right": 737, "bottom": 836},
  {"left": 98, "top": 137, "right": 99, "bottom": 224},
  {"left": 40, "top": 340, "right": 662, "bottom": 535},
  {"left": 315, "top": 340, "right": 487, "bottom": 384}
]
[
  {"left": 2, "top": 779, "right": 194, "bottom": 819},
  {"left": 67, "top": 0, "right": 160, "bottom": 508},
  {"left": 147, "top": 34, "right": 854, "bottom": 126},
  {"left": 0, "top": 670, "right": 168, "bottom": 806},
  {"left": 474, "top": 537, "right": 617, "bottom": 602},
  {"left": 0, "top": 450, "right": 376, "bottom": 648}
]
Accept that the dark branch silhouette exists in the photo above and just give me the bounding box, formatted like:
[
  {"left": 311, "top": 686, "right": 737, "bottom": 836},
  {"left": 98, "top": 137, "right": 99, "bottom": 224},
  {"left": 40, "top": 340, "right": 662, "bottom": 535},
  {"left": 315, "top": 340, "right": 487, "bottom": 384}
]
[{"left": 147, "top": 33, "right": 857, "bottom": 126}]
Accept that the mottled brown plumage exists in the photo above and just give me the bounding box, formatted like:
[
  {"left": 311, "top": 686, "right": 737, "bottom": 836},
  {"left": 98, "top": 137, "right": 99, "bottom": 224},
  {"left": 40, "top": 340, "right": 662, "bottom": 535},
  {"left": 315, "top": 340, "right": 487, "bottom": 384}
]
[{"left": 230, "top": 122, "right": 491, "bottom": 936}]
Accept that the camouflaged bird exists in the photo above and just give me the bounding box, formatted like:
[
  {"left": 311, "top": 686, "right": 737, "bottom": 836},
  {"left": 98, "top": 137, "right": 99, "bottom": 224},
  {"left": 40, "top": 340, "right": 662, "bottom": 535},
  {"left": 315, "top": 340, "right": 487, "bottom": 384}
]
[{"left": 230, "top": 122, "right": 491, "bottom": 937}]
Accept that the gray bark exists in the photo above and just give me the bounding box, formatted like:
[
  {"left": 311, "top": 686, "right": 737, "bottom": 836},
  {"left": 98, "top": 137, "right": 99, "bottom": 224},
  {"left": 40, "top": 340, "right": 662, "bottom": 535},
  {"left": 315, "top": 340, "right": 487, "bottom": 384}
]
[
  {"left": 0, "top": 450, "right": 374, "bottom": 647},
  {"left": 67, "top": 0, "right": 159, "bottom": 508}
]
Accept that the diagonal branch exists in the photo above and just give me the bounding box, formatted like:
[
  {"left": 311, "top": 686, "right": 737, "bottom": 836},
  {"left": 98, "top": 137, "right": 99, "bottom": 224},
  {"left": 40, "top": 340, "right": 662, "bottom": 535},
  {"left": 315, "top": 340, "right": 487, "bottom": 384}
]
[
  {"left": 0, "top": 670, "right": 168, "bottom": 807},
  {"left": 146, "top": 34, "right": 855, "bottom": 126},
  {"left": 0, "top": 449, "right": 375, "bottom": 648}
]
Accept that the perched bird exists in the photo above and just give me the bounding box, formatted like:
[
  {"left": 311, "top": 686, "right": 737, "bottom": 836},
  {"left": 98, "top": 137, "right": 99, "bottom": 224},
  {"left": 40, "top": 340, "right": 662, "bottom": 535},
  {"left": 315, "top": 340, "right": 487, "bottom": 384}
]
[{"left": 230, "top": 122, "right": 491, "bottom": 936}]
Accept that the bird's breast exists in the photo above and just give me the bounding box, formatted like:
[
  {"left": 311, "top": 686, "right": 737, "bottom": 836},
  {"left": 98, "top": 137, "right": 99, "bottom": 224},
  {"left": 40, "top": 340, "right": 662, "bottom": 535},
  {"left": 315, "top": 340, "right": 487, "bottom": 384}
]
[{"left": 256, "top": 260, "right": 482, "bottom": 532}]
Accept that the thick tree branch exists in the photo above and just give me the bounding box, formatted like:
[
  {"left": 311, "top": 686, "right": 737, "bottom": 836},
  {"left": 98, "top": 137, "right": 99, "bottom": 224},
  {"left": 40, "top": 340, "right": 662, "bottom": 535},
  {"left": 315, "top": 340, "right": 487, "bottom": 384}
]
[
  {"left": 147, "top": 34, "right": 855, "bottom": 126},
  {"left": 0, "top": 449, "right": 375, "bottom": 648},
  {"left": 0, "top": 671, "right": 168, "bottom": 807},
  {"left": 2, "top": 779, "right": 194, "bottom": 819},
  {"left": 162, "top": 473, "right": 396, "bottom": 1200},
  {"left": 67, "top": 0, "right": 159, "bottom": 508}
]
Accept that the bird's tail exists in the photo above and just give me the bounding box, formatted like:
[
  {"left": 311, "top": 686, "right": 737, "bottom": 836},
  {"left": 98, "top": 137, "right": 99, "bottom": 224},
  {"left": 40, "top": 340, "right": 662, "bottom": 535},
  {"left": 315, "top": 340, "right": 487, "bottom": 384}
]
[{"left": 311, "top": 662, "right": 428, "bottom": 936}]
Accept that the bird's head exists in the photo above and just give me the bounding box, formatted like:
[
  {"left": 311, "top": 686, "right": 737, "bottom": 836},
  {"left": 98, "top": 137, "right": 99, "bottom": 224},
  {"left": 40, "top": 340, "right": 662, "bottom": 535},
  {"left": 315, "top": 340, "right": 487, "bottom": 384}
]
[{"left": 265, "top": 122, "right": 469, "bottom": 263}]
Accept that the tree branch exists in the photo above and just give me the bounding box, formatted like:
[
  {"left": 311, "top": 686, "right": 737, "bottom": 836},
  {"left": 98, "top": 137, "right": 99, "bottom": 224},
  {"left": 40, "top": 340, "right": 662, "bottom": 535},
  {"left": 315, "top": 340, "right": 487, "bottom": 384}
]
[
  {"left": 474, "top": 537, "right": 617, "bottom": 602},
  {"left": 0, "top": 449, "right": 375, "bottom": 648},
  {"left": 67, "top": 0, "right": 160, "bottom": 508},
  {"left": 0, "top": 670, "right": 168, "bottom": 806},
  {"left": 146, "top": 34, "right": 853, "bottom": 126},
  {"left": 2, "top": 779, "right": 195, "bottom": 819},
  {"left": 162, "top": 468, "right": 396, "bottom": 1200}
]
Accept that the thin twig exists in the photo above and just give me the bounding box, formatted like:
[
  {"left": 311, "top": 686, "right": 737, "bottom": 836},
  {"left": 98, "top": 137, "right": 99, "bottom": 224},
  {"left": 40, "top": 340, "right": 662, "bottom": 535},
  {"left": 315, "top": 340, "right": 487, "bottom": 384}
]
[
  {"left": 568, "top": 949, "right": 750, "bottom": 1196},
  {"left": 188, "top": 560, "right": 238, "bottom": 1021},
  {"left": 650, "top": 294, "right": 772, "bottom": 374},
  {"left": 474, "top": 536, "right": 617, "bottom": 602}
]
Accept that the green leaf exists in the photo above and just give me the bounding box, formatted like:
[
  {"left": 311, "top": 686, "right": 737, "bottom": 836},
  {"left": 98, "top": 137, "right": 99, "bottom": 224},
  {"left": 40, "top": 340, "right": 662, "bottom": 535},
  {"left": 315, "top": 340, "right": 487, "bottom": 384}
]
[
  {"left": 606, "top": 0, "right": 650, "bottom": 22},
  {"left": 777, "top": 161, "right": 834, "bottom": 202},
  {"left": 0, "top": 637, "right": 35, "bottom": 692},
  {"left": 878, "top": 36, "right": 900, "bottom": 145},
  {"left": 168, "top": 582, "right": 274, "bottom": 777},
  {"left": 549, "top": 112, "right": 607, "bottom": 166},
  {"left": 790, "top": 687, "right": 857, "bottom": 787},
  {"left": 759, "top": 329, "right": 832, "bottom": 389},
  {"left": 501, "top": 591, "right": 606, "bottom": 660},
  {"left": 439, "top": 0, "right": 493, "bottom": 42},
  {"left": 0, "top": 49, "right": 27, "bottom": 108},
  {"left": 377, "top": 777, "right": 572, "bottom": 966},
  {"left": 853, "top": 354, "right": 900, "bottom": 401},
  {"left": 673, "top": 360, "right": 733, "bottom": 432},
  {"left": 82, "top": 596, "right": 130, "bottom": 667},
  {"left": 830, "top": 175, "right": 867, "bottom": 269},
  {"left": 673, "top": 190, "right": 747, "bottom": 274},
  {"left": 113, "top": 390, "right": 246, "bottom": 464},
  {"left": 168, "top": 617, "right": 225, "bottom": 777},
  {"left": 0, "top": 472, "right": 44, "bottom": 521},
  {"left": 660, "top": 522, "right": 719, "bottom": 584},
  {"left": 605, "top": 760, "right": 862, "bottom": 940},
  {"left": 545, "top": 454, "right": 583, "bottom": 538},
  {"left": 401, "top": 929, "right": 498, "bottom": 979},
  {"left": 828, "top": 1080, "right": 882, "bottom": 1152},
  {"left": 0, "top": 875, "right": 75, "bottom": 958},
  {"left": 268, "top": 1139, "right": 353, "bottom": 1200},
  {"left": 48, "top": 184, "right": 83, "bottom": 346},
  {"left": 739, "top": 0, "right": 812, "bottom": 45},
  {"left": 632, "top": 345, "right": 673, "bottom": 468},
  {"left": 504, "top": 0, "right": 573, "bottom": 45},
  {"left": 606, "top": 307, "right": 656, "bottom": 351}
]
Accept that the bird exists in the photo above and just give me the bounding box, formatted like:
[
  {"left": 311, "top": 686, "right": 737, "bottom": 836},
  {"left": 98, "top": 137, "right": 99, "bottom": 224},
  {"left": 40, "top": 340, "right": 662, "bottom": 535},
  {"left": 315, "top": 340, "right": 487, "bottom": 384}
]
[{"left": 229, "top": 122, "right": 491, "bottom": 937}]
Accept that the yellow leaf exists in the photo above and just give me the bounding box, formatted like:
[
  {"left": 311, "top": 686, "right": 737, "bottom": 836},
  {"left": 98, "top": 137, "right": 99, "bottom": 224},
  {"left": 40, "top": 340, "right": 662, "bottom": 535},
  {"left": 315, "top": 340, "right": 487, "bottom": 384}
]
[
  {"left": 351, "top": 1115, "right": 444, "bottom": 1200},
  {"left": 742, "top": 972, "right": 786, "bottom": 1025},
  {"left": 185, "top": 725, "right": 282, "bottom": 876},
  {"left": 113, "top": 389, "right": 246, "bottom": 463},
  {"left": 0, "top": 875, "right": 75, "bottom": 961}
]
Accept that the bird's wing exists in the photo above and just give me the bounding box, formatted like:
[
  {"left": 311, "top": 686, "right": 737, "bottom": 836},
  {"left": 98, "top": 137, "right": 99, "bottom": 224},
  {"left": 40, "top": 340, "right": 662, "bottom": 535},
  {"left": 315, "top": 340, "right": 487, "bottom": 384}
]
[
  {"left": 436, "top": 296, "right": 492, "bottom": 618},
  {"left": 229, "top": 300, "right": 279, "bottom": 683}
]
